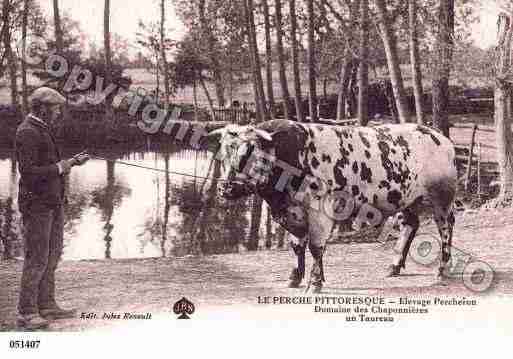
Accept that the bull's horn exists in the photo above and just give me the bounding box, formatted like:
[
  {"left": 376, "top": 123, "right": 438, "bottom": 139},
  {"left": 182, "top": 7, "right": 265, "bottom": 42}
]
[
  {"left": 253, "top": 128, "right": 273, "bottom": 142},
  {"left": 205, "top": 122, "right": 228, "bottom": 132}
]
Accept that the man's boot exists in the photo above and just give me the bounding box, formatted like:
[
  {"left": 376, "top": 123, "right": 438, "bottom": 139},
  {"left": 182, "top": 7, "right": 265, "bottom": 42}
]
[
  {"left": 40, "top": 306, "right": 77, "bottom": 320},
  {"left": 17, "top": 313, "right": 49, "bottom": 330}
]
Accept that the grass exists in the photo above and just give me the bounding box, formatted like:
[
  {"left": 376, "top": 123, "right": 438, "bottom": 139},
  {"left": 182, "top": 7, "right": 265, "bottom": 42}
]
[{"left": 2, "top": 204, "right": 513, "bottom": 330}]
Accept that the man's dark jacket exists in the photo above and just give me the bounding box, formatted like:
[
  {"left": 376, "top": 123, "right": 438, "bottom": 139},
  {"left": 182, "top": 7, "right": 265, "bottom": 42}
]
[{"left": 15, "top": 116, "right": 64, "bottom": 213}]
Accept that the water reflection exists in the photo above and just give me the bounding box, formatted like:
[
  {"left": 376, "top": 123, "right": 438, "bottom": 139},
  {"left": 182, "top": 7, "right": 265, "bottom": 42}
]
[
  {"left": 0, "top": 145, "right": 266, "bottom": 260},
  {"left": 0, "top": 156, "right": 22, "bottom": 259}
]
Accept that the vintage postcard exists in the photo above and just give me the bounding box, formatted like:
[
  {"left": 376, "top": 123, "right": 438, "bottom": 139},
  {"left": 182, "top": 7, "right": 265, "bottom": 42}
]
[{"left": 0, "top": 0, "right": 512, "bottom": 356}]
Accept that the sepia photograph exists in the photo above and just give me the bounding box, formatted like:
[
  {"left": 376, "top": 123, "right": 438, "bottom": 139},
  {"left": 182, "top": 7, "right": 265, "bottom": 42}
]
[{"left": 0, "top": 0, "right": 511, "bottom": 353}]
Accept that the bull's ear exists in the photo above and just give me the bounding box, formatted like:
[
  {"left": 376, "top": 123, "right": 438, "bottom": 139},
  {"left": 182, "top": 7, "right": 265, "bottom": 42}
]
[
  {"left": 200, "top": 129, "right": 224, "bottom": 152},
  {"left": 253, "top": 128, "right": 273, "bottom": 142}
]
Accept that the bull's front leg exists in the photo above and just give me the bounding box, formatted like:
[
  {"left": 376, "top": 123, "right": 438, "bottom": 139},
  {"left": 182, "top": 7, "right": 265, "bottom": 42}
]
[
  {"left": 306, "top": 210, "right": 333, "bottom": 293},
  {"left": 308, "top": 241, "right": 326, "bottom": 293},
  {"left": 289, "top": 236, "right": 308, "bottom": 288}
]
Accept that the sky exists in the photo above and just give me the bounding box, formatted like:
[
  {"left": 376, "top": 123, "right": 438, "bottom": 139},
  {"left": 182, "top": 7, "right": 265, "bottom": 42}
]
[
  {"left": 40, "top": 0, "right": 501, "bottom": 53},
  {"left": 40, "top": 0, "right": 186, "bottom": 54},
  {"left": 474, "top": 3, "right": 501, "bottom": 49}
]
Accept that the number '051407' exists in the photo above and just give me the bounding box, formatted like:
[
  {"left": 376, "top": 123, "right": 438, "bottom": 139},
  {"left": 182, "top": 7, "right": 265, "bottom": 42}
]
[{"left": 9, "top": 340, "right": 40, "bottom": 349}]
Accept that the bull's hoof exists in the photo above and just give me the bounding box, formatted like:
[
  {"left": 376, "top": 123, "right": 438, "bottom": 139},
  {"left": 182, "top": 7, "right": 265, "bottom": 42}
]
[
  {"left": 288, "top": 268, "right": 303, "bottom": 288},
  {"left": 386, "top": 265, "right": 401, "bottom": 277},
  {"left": 312, "top": 282, "right": 323, "bottom": 294},
  {"left": 436, "top": 274, "right": 449, "bottom": 286},
  {"left": 289, "top": 279, "right": 301, "bottom": 288},
  {"left": 436, "top": 268, "right": 450, "bottom": 286}
]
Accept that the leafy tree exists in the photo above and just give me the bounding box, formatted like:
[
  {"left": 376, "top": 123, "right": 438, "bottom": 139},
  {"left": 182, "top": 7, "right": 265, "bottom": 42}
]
[
  {"left": 494, "top": 10, "right": 513, "bottom": 204},
  {"left": 431, "top": 0, "right": 455, "bottom": 136},
  {"left": 173, "top": 34, "right": 215, "bottom": 115},
  {"left": 2, "top": 0, "right": 19, "bottom": 105},
  {"left": 0, "top": 0, "right": 46, "bottom": 107},
  {"left": 374, "top": 0, "right": 410, "bottom": 123},
  {"left": 173, "top": 0, "right": 249, "bottom": 108}
]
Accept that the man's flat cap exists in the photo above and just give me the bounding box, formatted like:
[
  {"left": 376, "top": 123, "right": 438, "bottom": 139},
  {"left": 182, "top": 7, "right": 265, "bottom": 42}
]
[{"left": 29, "top": 87, "right": 67, "bottom": 106}]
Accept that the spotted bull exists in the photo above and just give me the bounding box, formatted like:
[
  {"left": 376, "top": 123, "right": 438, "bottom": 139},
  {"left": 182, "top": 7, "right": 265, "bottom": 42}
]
[{"left": 203, "top": 119, "right": 457, "bottom": 292}]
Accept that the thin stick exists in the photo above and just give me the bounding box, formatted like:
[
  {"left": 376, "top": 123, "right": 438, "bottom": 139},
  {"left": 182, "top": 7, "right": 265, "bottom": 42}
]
[
  {"left": 89, "top": 155, "right": 228, "bottom": 182},
  {"left": 465, "top": 123, "right": 478, "bottom": 192},
  {"left": 477, "top": 141, "right": 482, "bottom": 200}
]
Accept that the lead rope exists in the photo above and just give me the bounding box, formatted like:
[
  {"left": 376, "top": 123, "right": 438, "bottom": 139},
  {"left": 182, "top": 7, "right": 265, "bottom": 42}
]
[{"left": 89, "top": 155, "right": 229, "bottom": 182}]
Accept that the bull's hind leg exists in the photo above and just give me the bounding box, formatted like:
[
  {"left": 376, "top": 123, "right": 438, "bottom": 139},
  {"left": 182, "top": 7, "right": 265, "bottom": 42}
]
[
  {"left": 289, "top": 237, "right": 308, "bottom": 288},
  {"left": 433, "top": 204, "right": 455, "bottom": 279},
  {"left": 387, "top": 209, "right": 420, "bottom": 277}
]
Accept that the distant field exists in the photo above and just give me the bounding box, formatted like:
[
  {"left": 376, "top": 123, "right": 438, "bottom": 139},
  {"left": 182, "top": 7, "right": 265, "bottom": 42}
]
[
  {"left": 0, "top": 64, "right": 493, "bottom": 108},
  {"left": 0, "top": 71, "right": 43, "bottom": 105},
  {"left": 125, "top": 65, "right": 343, "bottom": 107}
]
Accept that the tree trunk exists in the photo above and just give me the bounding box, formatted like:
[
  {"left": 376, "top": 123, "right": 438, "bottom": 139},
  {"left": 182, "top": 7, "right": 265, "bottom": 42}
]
[
  {"left": 289, "top": 0, "right": 305, "bottom": 122},
  {"left": 265, "top": 207, "right": 272, "bottom": 249},
  {"left": 495, "top": 82, "right": 513, "bottom": 201},
  {"left": 247, "top": 195, "right": 263, "bottom": 251},
  {"left": 213, "top": 74, "right": 226, "bottom": 108},
  {"left": 306, "top": 0, "right": 317, "bottom": 122},
  {"left": 104, "top": 0, "right": 114, "bottom": 122},
  {"left": 103, "top": 161, "right": 115, "bottom": 259},
  {"left": 357, "top": 0, "right": 369, "bottom": 126},
  {"left": 263, "top": 0, "right": 275, "bottom": 117},
  {"left": 53, "top": 0, "right": 64, "bottom": 53},
  {"left": 244, "top": 0, "right": 265, "bottom": 246},
  {"left": 161, "top": 152, "right": 171, "bottom": 256},
  {"left": 336, "top": 52, "right": 352, "bottom": 121},
  {"left": 2, "top": 0, "right": 18, "bottom": 107},
  {"left": 250, "top": 71, "right": 264, "bottom": 123},
  {"left": 1, "top": 157, "right": 18, "bottom": 259},
  {"left": 193, "top": 76, "right": 199, "bottom": 122},
  {"left": 104, "top": 0, "right": 112, "bottom": 85},
  {"left": 160, "top": 0, "right": 171, "bottom": 109},
  {"left": 432, "top": 0, "right": 454, "bottom": 137},
  {"left": 155, "top": 52, "right": 160, "bottom": 100},
  {"left": 409, "top": 0, "right": 425, "bottom": 124},
  {"left": 194, "top": 160, "right": 222, "bottom": 254},
  {"left": 228, "top": 53, "right": 234, "bottom": 105},
  {"left": 0, "top": 13, "right": 8, "bottom": 70},
  {"left": 276, "top": 226, "right": 286, "bottom": 248},
  {"left": 245, "top": 0, "right": 269, "bottom": 122},
  {"left": 374, "top": 0, "right": 410, "bottom": 123},
  {"left": 199, "top": 73, "right": 216, "bottom": 119},
  {"left": 275, "top": 0, "right": 292, "bottom": 121},
  {"left": 495, "top": 13, "right": 513, "bottom": 203},
  {"left": 21, "top": 0, "right": 29, "bottom": 117},
  {"left": 348, "top": 62, "right": 358, "bottom": 117},
  {"left": 198, "top": 0, "right": 225, "bottom": 108}
]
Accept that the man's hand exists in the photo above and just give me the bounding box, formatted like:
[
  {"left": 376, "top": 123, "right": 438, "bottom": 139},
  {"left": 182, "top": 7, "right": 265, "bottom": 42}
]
[{"left": 72, "top": 152, "right": 90, "bottom": 166}]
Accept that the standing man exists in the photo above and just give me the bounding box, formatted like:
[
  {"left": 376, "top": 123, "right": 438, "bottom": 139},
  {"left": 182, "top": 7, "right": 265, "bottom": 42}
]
[{"left": 15, "top": 87, "right": 89, "bottom": 330}]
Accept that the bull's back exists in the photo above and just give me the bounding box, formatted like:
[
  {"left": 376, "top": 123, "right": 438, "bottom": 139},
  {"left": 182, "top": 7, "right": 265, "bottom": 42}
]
[{"left": 298, "top": 123, "right": 456, "bottom": 214}]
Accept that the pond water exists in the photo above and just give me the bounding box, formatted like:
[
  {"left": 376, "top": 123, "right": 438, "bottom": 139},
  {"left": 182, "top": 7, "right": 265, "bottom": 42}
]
[{"left": 0, "top": 145, "right": 278, "bottom": 261}]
